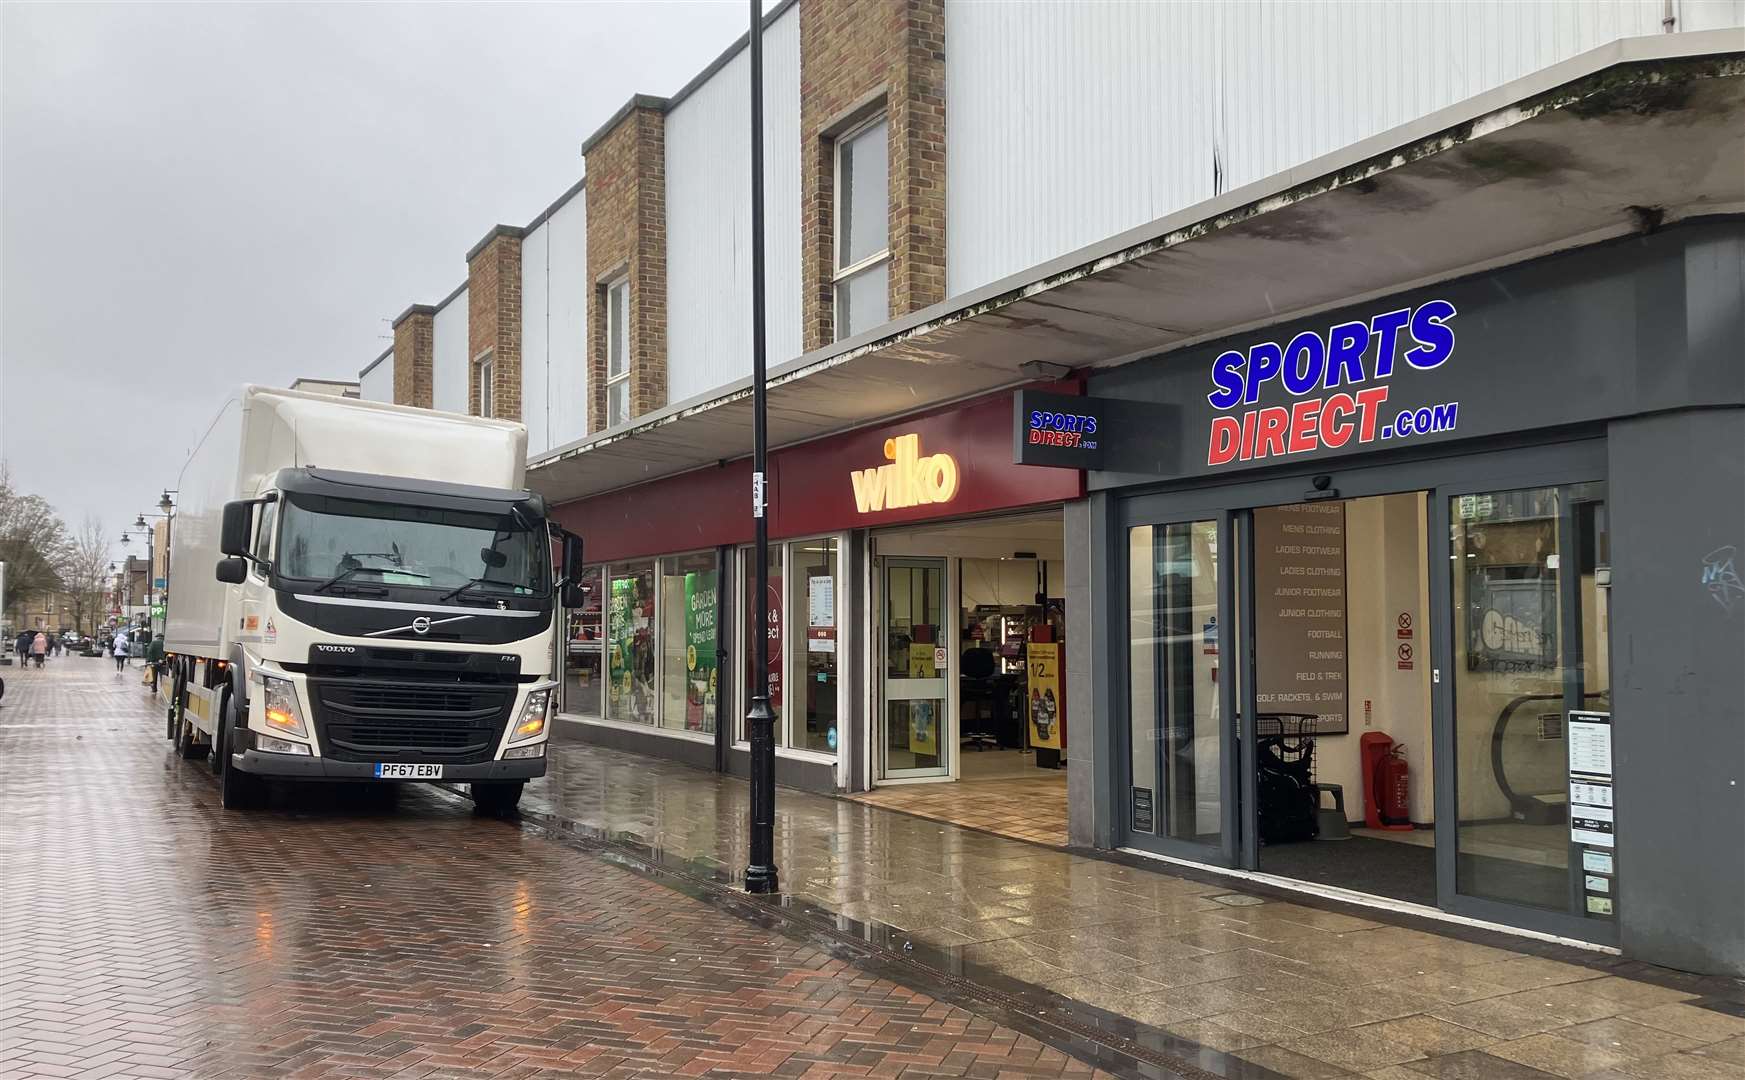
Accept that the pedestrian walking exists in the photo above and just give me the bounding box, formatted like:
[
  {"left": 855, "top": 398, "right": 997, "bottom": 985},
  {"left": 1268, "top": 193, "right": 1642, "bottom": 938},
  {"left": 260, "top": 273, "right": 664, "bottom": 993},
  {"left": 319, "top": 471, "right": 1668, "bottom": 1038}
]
[
  {"left": 31, "top": 632, "right": 48, "bottom": 669},
  {"left": 112, "top": 633, "right": 129, "bottom": 675},
  {"left": 14, "top": 631, "right": 30, "bottom": 666}
]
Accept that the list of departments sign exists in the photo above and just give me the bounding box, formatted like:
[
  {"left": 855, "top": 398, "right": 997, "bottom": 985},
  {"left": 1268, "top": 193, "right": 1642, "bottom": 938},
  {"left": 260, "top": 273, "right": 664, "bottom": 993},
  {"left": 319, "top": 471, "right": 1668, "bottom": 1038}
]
[{"left": 1252, "top": 502, "right": 1349, "bottom": 735}]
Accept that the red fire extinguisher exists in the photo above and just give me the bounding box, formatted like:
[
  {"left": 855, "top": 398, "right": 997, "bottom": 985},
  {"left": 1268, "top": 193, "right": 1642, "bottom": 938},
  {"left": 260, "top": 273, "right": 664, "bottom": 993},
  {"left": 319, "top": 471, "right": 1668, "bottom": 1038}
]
[{"left": 1377, "top": 744, "right": 1411, "bottom": 829}]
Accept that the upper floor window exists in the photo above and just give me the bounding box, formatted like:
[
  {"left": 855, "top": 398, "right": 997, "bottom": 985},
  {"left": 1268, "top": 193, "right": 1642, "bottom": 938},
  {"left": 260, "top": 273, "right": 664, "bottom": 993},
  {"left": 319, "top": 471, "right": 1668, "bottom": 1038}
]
[
  {"left": 833, "top": 115, "right": 889, "bottom": 342},
  {"left": 478, "top": 356, "right": 495, "bottom": 418},
  {"left": 606, "top": 278, "right": 630, "bottom": 427}
]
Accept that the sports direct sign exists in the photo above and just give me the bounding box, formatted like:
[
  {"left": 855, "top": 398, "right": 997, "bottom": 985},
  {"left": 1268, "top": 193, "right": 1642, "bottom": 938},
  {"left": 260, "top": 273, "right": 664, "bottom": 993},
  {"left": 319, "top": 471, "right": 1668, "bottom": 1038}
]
[{"left": 1205, "top": 300, "right": 1459, "bottom": 466}]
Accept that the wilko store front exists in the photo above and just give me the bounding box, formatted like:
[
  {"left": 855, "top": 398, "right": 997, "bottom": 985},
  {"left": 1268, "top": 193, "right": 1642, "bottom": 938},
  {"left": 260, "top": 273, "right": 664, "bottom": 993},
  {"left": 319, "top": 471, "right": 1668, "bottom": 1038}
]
[{"left": 548, "top": 384, "right": 1084, "bottom": 815}]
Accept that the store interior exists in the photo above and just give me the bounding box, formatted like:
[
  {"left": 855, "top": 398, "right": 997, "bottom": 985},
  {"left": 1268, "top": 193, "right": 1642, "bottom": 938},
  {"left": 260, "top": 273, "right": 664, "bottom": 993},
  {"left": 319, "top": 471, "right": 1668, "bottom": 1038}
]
[
  {"left": 1250, "top": 493, "right": 1440, "bottom": 906},
  {"left": 858, "top": 511, "right": 1072, "bottom": 846},
  {"left": 1250, "top": 489, "right": 1600, "bottom": 912}
]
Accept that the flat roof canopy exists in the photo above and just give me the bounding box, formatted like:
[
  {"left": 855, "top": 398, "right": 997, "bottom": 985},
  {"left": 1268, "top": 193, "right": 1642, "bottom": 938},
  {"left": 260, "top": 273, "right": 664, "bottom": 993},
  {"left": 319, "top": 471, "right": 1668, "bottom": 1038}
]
[{"left": 530, "top": 32, "right": 1745, "bottom": 505}]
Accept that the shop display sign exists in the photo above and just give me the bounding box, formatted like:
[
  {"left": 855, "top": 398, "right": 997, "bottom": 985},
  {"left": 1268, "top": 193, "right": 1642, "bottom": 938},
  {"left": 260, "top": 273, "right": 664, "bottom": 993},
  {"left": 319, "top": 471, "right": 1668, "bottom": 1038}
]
[
  {"left": 1013, "top": 390, "right": 1107, "bottom": 469},
  {"left": 1027, "top": 641, "right": 1064, "bottom": 749},
  {"left": 1253, "top": 503, "right": 1349, "bottom": 734},
  {"left": 1567, "top": 710, "right": 1617, "bottom": 918},
  {"left": 1204, "top": 300, "right": 1459, "bottom": 467},
  {"left": 683, "top": 571, "right": 718, "bottom": 731}
]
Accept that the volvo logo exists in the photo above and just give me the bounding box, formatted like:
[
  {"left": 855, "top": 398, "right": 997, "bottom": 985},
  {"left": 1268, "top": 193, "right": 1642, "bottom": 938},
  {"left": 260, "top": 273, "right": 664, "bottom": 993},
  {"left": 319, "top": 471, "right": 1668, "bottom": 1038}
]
[
  {"left": 314, "top": 644, "right": 357, "bottom": 654},
  {"left": 364, "top": 613, "right": 474, "bottom": 638}
]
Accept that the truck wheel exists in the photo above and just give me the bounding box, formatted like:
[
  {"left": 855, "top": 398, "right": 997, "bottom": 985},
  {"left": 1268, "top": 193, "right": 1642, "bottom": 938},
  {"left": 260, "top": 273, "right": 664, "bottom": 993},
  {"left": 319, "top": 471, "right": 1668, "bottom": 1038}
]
[
  {"left": 218, "top": 691, "right": 264, "bottom": 811},
  {"left": 470, "top": 781, "right": 523, "bottom": 817}
]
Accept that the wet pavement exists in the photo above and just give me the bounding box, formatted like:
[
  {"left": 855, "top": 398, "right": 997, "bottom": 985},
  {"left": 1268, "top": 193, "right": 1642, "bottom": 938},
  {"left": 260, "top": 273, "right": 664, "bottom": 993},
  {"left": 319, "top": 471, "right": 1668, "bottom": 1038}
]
[
  {"left": 531, "top": 719, "right": 1745, "bottom": 1080},
  {"left": 5, "top": 659, "right": 1744, "bottom": 1080},
  {"left": 0, "top": 659, "right": 1121, "bottom": 1079}
]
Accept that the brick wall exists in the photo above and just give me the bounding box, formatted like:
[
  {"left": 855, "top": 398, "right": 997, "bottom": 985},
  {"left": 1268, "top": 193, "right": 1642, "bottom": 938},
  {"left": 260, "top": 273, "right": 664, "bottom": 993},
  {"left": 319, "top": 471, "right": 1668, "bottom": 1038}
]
[
  {"left": 467, "top": 226, "right": 524, "bottom": 420},
  {"left": 391, "top": 305, "right": 435, "bottom": 409},
  {"left": 800, "top": 0, "right": 946, "bottom": 351},
  {"left": 584, "top": 98, "right": 668, "bottom": 433}
]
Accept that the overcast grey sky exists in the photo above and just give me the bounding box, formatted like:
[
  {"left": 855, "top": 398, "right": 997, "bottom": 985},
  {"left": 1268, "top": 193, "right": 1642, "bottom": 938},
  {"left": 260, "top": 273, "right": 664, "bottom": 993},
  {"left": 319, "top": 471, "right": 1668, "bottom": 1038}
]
[{"left": 1, "top": 0, "right": 749, "bottom": 550}]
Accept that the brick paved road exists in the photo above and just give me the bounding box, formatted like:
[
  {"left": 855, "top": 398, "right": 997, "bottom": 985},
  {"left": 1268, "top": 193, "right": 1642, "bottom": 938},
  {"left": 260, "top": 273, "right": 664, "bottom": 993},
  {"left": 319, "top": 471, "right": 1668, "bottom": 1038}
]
[{"left": 0, "top": 659, "right": 1117, "bottom": 1080}]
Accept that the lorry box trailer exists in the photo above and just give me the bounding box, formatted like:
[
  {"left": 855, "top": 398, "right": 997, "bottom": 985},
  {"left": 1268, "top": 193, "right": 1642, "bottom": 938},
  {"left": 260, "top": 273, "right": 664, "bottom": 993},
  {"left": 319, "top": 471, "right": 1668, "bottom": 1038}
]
[{"left": 165, "top": 386, "right": 582, "bottom": 812}]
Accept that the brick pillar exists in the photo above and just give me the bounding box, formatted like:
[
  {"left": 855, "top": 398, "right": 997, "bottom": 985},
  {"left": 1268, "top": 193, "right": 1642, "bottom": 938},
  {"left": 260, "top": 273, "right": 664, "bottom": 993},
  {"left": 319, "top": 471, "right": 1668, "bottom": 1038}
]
[
  {"left": 391, "top": 305, "right": 435, "bottom": 409},
  {"left": 800, "top": 0, "right": 946, "bottom": 351},
  {"left": 583, "top": 96, "right": 668, "bottom": 434},
  {"left": 467, "top": 225, "right": 524, "bottom": 421}
]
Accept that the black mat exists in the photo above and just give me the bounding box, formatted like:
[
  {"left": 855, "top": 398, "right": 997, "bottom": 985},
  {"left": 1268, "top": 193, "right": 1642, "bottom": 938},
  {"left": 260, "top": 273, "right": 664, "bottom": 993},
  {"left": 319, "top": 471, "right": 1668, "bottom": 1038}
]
[{"left": 1258, "top": 832, "right": 1437, "bottom": 907}]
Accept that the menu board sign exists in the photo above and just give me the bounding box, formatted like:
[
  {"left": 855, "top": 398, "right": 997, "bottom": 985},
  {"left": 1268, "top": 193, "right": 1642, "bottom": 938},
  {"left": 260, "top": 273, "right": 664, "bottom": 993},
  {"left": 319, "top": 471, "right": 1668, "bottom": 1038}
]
[{"left": 1253, "top": 502, "right": 1349, "bottom": 734}]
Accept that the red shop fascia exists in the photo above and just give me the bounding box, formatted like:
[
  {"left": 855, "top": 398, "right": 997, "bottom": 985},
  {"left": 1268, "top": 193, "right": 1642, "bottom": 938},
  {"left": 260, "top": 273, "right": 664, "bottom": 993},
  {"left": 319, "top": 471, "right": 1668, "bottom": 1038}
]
[{"left": 551, "top": 385, "right": 1085, "bottom": 562}]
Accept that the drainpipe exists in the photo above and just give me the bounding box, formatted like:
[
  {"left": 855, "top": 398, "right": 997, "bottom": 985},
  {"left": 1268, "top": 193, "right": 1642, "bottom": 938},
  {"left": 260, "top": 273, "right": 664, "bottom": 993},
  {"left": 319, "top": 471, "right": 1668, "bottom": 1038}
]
[{"left": 1662, "top": 0, "right": 1677, "bottom": 32}]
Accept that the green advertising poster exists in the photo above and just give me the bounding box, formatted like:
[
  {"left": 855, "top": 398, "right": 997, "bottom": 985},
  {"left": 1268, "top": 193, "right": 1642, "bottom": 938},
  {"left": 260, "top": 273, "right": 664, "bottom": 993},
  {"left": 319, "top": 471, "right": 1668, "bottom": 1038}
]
[
  {"left": 684, "top": 570, "right": 718, "bottom": 730},
  {"left": 608, "top": 575, "right": 635, "bottom": 711}
]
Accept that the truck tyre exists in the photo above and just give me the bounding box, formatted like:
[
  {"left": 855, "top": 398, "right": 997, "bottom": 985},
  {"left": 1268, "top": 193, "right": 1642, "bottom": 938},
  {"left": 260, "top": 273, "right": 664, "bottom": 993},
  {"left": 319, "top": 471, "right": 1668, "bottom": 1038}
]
[
  {"left": 218, "top": 690, "right": 264, "bottom": 811},
  {"left": 470, "top": 780, "right": 523, "bottom": 816}
]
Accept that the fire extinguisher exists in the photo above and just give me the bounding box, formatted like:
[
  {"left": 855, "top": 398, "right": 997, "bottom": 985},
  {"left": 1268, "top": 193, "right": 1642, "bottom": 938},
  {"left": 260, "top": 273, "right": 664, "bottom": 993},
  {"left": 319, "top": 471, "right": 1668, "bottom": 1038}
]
[{"left": 1377, "top": 744, "right": 1411, "bottom": 828}]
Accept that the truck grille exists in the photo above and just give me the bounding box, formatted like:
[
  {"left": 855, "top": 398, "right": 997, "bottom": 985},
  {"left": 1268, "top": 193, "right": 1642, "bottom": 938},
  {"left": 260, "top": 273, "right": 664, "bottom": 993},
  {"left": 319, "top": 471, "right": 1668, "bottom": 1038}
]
[{"left": 310, "top": 679, "right": 514, "bottom": 764}]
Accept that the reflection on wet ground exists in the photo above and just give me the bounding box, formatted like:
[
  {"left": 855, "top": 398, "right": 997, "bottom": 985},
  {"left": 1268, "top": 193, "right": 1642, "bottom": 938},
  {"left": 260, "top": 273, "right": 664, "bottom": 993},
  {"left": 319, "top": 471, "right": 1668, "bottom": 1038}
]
[{"left": 531, "top": 725, "right": 1745, "bottom": 1079}]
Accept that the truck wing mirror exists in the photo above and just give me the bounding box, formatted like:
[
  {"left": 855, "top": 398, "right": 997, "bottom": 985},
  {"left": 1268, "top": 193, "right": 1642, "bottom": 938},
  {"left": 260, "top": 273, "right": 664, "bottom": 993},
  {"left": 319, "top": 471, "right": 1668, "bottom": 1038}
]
[
  {"left": 562, "top": 534, "right": 584, "bottom": 584},
  {"left": 562, "top": 581, "right": 586, "bottom": 609},
  {"left": 215, "top": 557, "right": 248, "bottom": 584},
  {"left": 480, "top": 547, "right": 508, "bottom": 569},
  {"left": 219, "top": 501, "right": 253, "bottom": 557}
]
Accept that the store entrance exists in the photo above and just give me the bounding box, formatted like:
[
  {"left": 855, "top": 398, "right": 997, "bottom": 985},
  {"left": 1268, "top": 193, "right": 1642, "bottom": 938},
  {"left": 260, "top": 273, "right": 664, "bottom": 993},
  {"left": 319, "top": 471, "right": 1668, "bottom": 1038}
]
[
  {"left": 861, "top": 510, "right": 1070, "bottom": 846},
  {"left": 1247, "top": 493, "right": 1438, "bottom": 906}
]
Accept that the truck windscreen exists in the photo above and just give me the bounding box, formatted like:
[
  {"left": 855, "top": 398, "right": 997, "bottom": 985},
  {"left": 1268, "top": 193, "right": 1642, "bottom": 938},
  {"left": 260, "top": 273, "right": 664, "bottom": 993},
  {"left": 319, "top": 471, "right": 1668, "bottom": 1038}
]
[{"left": 276, "top": 495, "right": 548, "bottom": 597}]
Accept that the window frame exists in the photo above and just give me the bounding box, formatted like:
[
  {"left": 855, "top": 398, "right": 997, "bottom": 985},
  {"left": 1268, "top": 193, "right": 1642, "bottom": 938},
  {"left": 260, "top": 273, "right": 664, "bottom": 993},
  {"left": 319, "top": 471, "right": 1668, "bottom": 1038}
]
[
  {"left": 604, "top": 276, "right": 631, "bottom": 427},
  {"left": 831, "top": 113, "right": 890, "bottom": 343},
  {"left": 477, "top": 355, "right": 495, "bottom": 418}
]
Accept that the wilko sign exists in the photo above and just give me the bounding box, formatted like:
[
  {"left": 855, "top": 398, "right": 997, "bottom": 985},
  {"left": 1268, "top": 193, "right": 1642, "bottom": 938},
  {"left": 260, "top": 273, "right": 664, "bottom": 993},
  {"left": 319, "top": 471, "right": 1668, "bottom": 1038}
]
[
  {"left": 850, "top": 433, "right": 960, "bottom": 514},
  {"left": 1205, "top": 300, "right": 1460, "bottom": 467}
]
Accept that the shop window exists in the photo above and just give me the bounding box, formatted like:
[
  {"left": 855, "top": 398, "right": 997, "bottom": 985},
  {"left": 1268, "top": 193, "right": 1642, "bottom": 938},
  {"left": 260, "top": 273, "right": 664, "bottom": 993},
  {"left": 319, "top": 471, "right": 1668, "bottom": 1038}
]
[
  {"left": 741, "top": 543, "right": 784, "bottom": 739},
  {"left": 833, "top": 115, "right": 889, "bottom": 341},
  {"left": 737, "top": 537, "right": 842, "bottom": 755},
  {"left": 660, "top": 551, "right": 719, "bottom": 734},
  {"left": 563, "top": 565, "right": 604, "bottom": 716},
  {"left": 605, "top": 278, "right": 630, "bottom": 427},
  {"left": 606, "top": 561, "right": 656, "bottom": 724},
  {"left": 787, "top": 539, "right": 839, "bottom": 753}
]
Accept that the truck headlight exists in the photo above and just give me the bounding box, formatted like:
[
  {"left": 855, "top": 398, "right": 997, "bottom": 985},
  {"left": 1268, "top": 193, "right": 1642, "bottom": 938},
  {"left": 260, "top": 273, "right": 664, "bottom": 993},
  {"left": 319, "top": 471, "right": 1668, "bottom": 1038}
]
[
  {"left": 260, "top": 675, "right": 308, "bottom": 737},
  {"left": 510, "top": 687, "right": 550, "bottom": 742}
]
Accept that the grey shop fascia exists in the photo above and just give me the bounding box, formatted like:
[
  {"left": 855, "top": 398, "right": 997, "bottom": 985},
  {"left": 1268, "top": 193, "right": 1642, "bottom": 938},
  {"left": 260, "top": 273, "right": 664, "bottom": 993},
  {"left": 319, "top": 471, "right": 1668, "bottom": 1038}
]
[{"left": 1023, "top": 218, "right": 1745, "bottom": 977}]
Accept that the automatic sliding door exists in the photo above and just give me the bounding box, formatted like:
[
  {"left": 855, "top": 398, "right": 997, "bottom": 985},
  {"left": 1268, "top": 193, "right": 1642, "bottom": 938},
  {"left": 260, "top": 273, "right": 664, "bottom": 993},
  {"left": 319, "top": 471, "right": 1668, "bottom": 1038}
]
[
  {"left": 1442, "top": 481, "right": 1615, "bottom": 938},
  {"left": 1125, "top": 517, "right": 1233, "bottom": 860}
]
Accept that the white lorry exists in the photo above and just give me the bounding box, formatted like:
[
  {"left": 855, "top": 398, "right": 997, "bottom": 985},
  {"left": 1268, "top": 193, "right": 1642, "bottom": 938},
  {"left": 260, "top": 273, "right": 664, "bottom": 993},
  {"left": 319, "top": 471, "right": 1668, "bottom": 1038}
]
[{"left": 165, "top": 386, "right": 583, "bottom": 811}]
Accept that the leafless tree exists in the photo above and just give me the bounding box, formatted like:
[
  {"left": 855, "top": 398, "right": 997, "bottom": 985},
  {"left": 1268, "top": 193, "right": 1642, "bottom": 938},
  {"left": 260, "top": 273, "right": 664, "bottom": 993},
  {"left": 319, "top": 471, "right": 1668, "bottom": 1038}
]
[
  {"left": 0, "top": 464, "right": 72, "bottom": 622},
  {"left": 59, "top": 516, "right": 112, "bottom": 635}
]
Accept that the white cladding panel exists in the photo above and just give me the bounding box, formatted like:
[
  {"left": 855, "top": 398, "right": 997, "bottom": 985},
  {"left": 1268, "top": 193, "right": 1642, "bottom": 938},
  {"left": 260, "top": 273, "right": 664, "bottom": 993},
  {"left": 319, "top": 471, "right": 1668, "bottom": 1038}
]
[
  {"left": 665, "top": 6, "right": 801, "bottom": 402},
  {"left": 521, "top": 222, "right": 551, "bottom": 455},
  {"left": 945, "top": 0, "right": 1729, "bottom": 296},
  {"left": 432, "top": 288, "right": 469, "bottom": 416},
  {"left": 359, "top": 357, "right": 392, "bottom": 402},
  {"left": 546, "top": 192, "right": 590, "bottom": 448}
]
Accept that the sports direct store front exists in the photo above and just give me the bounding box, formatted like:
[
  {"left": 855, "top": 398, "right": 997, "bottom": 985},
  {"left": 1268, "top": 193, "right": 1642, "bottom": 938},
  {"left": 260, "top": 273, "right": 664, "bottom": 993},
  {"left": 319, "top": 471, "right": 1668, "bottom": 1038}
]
[{"left": 546, "top": 386, "right": 1084, "bottom": 797}]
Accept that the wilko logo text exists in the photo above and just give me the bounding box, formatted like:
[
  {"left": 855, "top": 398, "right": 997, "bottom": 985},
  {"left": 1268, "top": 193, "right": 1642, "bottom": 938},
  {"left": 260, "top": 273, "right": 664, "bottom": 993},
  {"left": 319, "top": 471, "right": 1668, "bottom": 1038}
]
[
  {"left": 1205, "top": 300, "right": 1460, "bottom": 466},
  {"left": 851, "top": 433, "right": 960, "bottom": 514}
]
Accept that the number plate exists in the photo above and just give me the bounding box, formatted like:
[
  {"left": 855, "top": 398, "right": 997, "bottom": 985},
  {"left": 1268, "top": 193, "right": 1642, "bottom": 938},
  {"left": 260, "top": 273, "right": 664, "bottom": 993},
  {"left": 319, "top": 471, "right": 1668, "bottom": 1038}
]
[{"left": 374, "top": 763, "right": 443, "bottom": 779}]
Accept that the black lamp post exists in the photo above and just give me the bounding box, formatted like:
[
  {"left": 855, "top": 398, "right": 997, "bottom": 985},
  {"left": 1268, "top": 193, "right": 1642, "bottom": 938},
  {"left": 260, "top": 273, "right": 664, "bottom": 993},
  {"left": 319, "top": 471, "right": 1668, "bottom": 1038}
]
[{"left": 742, "top": 0, "right": 778, "bottom": 896}]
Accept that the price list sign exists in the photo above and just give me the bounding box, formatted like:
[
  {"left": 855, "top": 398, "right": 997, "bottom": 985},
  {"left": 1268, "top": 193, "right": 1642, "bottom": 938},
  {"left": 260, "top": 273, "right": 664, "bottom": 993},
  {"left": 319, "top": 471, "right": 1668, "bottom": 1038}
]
[{"left": 1568, "top": 710, "right": 1617, "bottom": 918}]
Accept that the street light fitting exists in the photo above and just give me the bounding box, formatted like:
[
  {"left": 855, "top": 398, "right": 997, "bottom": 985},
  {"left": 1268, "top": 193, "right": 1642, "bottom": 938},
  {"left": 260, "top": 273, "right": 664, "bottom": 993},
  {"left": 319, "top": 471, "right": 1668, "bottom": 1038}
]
[
  {"left": 134, "top": 514, "right": 148, "bottom": 529},
  {"left": 158, "top": 492, "right": 175, "bottom": 514}
]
